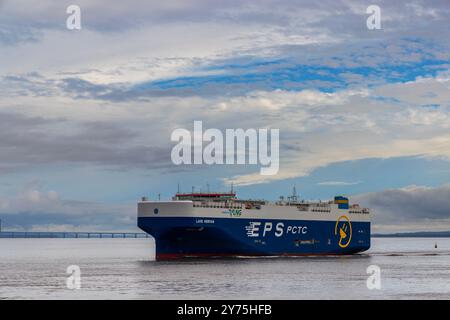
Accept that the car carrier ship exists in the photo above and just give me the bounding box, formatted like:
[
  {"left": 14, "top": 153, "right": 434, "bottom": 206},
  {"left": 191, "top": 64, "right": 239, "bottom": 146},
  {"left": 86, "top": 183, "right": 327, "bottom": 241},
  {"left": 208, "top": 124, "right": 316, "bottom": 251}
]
[{"left": 137, "top": 188, "right": 370, "bottom": 259}]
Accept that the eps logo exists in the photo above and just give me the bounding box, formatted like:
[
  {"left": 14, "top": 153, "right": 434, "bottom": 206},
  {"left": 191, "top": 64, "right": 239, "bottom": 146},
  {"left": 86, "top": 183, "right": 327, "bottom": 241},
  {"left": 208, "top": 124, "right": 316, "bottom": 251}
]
[{"left": 334, "top": 215, "right": 352, "bottom": 248}]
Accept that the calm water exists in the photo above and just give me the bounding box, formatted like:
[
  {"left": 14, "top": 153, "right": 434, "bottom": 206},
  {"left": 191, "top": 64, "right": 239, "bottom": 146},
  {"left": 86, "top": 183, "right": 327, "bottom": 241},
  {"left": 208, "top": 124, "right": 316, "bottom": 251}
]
[{"left": 1, "top": 237, "right": 450, "bottom": 299}]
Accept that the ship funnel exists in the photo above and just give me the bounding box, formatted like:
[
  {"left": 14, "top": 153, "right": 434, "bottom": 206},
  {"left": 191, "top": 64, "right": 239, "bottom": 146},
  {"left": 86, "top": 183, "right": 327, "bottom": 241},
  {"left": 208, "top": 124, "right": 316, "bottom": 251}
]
[{"left": 334, "top": 196, "right": 349, "bottom": 209}]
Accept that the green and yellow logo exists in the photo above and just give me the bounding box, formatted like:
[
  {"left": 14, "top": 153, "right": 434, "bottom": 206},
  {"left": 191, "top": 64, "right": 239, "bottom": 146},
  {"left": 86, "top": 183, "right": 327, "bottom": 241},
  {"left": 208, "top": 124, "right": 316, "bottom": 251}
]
[
  {"left": 334, "top": 215, "right": 352, "bottom": 248},
  {"left": 222, "top": 208, "right": 242, "bottom": 217}
]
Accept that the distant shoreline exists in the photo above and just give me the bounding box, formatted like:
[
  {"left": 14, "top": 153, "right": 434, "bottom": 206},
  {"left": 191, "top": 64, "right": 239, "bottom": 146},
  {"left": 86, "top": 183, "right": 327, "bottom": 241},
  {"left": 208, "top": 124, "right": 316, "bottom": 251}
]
[{"left": 373, "top": 231, "right": 450, "bottom": 238}]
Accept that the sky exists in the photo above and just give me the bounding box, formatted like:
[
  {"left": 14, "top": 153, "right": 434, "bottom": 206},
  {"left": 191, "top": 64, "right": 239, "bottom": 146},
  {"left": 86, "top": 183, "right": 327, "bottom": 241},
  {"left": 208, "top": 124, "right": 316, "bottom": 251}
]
[{"left": 0, "top": 0, "right": 450, "bottom": 233}]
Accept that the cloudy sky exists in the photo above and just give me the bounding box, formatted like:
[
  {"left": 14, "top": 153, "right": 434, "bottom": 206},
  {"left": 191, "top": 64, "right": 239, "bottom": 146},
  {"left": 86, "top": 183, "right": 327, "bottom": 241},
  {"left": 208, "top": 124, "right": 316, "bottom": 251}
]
[{"left": 1, "top": 0, "right": 450, "bottom": 233}]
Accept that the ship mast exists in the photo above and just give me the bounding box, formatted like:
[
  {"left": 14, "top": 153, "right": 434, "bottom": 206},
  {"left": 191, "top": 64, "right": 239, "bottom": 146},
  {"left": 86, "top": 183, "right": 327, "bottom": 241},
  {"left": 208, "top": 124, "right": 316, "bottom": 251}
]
[{"left": 288, "top": 185, "right": 298, "bottom": 203}]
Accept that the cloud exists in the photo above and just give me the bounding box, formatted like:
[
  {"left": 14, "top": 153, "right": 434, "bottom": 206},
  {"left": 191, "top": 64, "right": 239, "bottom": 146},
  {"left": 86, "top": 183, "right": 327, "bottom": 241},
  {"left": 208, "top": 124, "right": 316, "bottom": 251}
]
[
  {"left": 2, "top": 0, "right": 449, "bottom": 81},
  {"left": 0, "top": 111, "right": 173, "bottom": 173},
  {"left": 0, "top": 23, "right": 42, "bottom": 45},
  {"left": 217, "top": 71, "right": 450, "bottom": 185},
  {"left": 2, "top": 71, "right": 450, "bottom": 186},
  {"left": 353, "top": 184, "right": 450, "bottom": 233},
  {"left": 317, "top": 181, "right": 361, "bottom": 186},
  {"left": 0, "top": 183, "right": 136, "bottom": 231}
]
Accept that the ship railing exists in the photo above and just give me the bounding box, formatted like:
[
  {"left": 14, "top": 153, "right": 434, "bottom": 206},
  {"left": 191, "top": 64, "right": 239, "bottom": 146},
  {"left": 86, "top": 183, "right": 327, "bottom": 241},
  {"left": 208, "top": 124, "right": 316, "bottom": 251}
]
[{"left": 192, "top": 201, "right": 242, "bottom": 209}]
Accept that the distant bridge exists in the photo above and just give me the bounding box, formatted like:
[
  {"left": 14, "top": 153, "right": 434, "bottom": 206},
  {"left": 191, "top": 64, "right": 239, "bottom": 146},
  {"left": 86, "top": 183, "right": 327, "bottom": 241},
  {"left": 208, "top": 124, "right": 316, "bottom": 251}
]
[{"left": 0, "top": 231, "right": 151, "bottom": 239}]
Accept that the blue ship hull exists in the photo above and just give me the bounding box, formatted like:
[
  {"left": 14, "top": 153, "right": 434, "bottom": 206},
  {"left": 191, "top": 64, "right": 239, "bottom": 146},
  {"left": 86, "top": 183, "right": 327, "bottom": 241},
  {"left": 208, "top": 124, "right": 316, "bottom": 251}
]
[{"left": 138, "top": 216, "right": 370, "bottom": 259}]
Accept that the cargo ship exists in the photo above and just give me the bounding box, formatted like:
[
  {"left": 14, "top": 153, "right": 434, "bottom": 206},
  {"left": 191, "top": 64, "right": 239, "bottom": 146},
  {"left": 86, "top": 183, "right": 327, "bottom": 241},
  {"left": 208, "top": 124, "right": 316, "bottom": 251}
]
[{"left": 137, "top": 188, "right": 370, "bottom": 259}]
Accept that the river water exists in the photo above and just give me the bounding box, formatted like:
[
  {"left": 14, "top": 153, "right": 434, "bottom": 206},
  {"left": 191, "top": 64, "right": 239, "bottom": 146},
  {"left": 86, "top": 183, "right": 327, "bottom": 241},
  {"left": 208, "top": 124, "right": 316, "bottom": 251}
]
[{"left": 0, "top": 237, "right": 449, "bottom": 299}]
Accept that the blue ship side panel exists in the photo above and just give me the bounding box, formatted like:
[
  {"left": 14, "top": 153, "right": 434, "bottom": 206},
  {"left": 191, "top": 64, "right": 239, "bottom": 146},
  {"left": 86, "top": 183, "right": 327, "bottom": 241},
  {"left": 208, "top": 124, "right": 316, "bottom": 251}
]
[{"left": 138, "top": 216, "right": 370, "bottom": 259}]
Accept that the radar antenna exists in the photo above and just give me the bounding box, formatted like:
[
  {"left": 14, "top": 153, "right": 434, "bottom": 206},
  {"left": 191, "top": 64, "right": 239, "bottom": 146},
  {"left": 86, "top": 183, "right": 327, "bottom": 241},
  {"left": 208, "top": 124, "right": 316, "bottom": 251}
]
[{"left": 288, "top": 185, "right": 298, "bottom": 203}]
